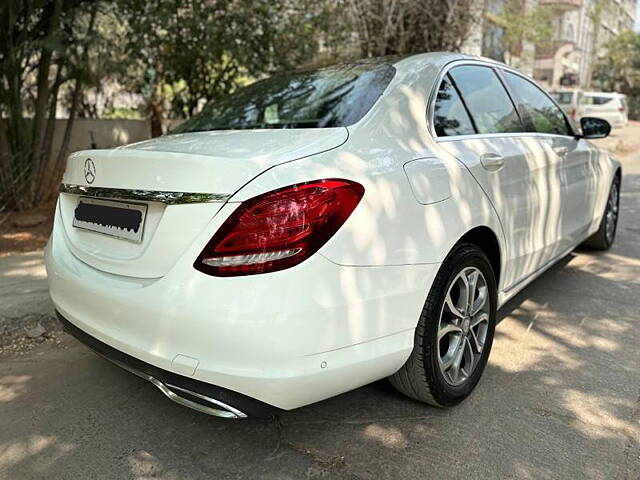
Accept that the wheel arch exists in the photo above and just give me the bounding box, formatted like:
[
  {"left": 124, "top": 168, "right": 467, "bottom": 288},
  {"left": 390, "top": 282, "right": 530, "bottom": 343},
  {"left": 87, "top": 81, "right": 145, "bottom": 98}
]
[
  {"left": 614, "top": 166, "right": 622, "bottom": 181},
  {"left": 454, "top": 226, "right": 502, "bottom": 289}
]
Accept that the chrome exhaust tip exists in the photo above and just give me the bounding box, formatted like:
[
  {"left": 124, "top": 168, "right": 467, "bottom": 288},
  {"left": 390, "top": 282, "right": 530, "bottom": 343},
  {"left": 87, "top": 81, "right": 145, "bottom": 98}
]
[{"left": 107, "top": 355, "right": 248, "bottom": 419}]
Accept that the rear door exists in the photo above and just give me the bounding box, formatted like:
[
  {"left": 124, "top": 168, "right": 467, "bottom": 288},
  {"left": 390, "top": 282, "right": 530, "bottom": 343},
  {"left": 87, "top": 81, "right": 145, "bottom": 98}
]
[
  {"left": 501, "top": 70, "right": 595, "bottom": 252},
  {"left": 434, "top": 64, "right": 557, "bottom": 289}
]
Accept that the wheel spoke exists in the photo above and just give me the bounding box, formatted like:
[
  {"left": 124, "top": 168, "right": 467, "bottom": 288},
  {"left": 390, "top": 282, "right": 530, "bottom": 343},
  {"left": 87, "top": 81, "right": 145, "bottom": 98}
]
[
  {"left": 466, "top": 269, "right": 479, "bottom": 314},
  {"left": 440, "top": 334, "right": 463, "bottom": 371},
  {"left": 445, "top": 291, "right": 465, "bottom": 319},
  {"left": 438, "top": 323, "right": 462, "bottom": 340},
  {"left": 471, "top": 312, "right": 489, "bottom": 328},
  {"left": 470, "top": 286, "right": 487, "bottom": 316},
  {"left": 462, "top": 337, "right": 475, "bottom": 376},
  {"left": 469, "top": 327, "right": 483, "bottom": 354},
  {"left": 448, "top": 338, "right": 465, "bottom": 382}
]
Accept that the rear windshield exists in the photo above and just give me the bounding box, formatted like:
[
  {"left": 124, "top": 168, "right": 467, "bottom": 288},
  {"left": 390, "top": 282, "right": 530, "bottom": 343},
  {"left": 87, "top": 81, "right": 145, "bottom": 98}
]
[
  {"left": 172, "top": 63, "right": 396, "bottom": 133},
  {"left": 550, "top": 92, "right": 574, "bottom": 105}
]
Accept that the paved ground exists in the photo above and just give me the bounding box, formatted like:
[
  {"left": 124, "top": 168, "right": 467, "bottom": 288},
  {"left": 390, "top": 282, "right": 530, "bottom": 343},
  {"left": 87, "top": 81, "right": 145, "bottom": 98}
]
[{"left": 1, "top": 126, "right": 639, "bottom": 479}]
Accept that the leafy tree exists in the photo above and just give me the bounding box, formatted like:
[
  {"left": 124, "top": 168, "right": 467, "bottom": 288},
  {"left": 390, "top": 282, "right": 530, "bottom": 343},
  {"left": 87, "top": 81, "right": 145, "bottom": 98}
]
[
  {"left": 593, "top": 31, "right": 640, "bottom": 119},
  {"left": 489, "top": 0, "right": 557, "bottom": 66},
  {"left": 0, "top": 0, "right": 116, "bottom": 210},
  {"left": 585, "top": 0, "right": 612, "bottom": 88},
  {"left": 333, "top": 0, "right": 479, "bottom": 58},
  {"left": 118, "top": 0, "right": 323, "bottom": 136}
]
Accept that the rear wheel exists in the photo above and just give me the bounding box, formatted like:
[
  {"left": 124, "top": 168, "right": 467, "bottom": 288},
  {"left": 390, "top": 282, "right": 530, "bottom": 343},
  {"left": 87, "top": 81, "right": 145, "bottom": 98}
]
[
  {"left": 582, "top": 176, "right": 620, "bottom": 250},
  {"left": 390, "top": 244, "right": 497, "bottom": 407}
]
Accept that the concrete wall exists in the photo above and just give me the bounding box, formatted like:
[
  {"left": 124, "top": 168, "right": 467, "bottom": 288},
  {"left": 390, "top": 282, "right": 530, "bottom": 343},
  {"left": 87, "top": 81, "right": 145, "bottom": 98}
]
[{"left": 52, "top": 118, "right": 151, "bottom": 158}]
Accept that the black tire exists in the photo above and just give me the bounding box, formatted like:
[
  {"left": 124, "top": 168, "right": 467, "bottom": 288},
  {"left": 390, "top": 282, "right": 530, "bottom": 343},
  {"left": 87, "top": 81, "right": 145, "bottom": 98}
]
[
  {"left": 582, "top": 175, "right": 620, "bottom": 250},
  {"left": 389, "top": 243, "right": 497, "bottom": 407}
]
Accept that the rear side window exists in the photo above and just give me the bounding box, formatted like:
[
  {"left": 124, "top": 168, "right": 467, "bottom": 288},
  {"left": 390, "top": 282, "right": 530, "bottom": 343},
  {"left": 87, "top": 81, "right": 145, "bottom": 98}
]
[
  {"left": 433, "top": 75, "right": 475, "bottom": 137},
  {"left": 551, "top": 92, "right": 574, "bottom": 105},
  {"left": 503, "top": 71, "right": 570, "bottom": 136},
  {"left": 449, "top": 66, "right": 523, "bottom": 134},
  {"left": 582, "top": 96, "right": 613, "bottom": 106}
]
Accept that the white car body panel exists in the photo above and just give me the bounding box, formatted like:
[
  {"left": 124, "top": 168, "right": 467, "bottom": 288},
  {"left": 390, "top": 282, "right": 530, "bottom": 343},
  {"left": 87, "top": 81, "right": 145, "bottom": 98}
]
[{"left": 45, "top": 53, "right": 620, "bottom": 413}]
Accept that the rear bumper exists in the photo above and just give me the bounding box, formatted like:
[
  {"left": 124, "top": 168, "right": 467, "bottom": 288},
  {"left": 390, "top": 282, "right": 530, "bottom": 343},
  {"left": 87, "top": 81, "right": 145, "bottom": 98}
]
[
  {"left": 58, "top": 311, "right": 277, "bottom": 418},
  {"left": 45, "top": 209, "right": 439, "bottom": 411}
]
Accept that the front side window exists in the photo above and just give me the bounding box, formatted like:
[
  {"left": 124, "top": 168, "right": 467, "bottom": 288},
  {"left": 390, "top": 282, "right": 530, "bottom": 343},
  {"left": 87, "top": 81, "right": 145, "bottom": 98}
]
[
  {"left": 504, "top": 72, "right": 571, "bottom": 136},
  {"left": 433, "top": 75, "right": 475, "bottom": 137},
  {"left": 449, "top": 66, "right": 523, "bottom": 134},
  {"left": 172, "top": 63, "right": 396, "bottom": 133}
]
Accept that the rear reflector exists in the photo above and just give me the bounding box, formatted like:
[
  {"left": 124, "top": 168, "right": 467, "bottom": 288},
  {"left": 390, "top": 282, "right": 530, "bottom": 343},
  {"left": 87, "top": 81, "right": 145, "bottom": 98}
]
[{"left": 194, "top": 179, "right": 364, "bottom": 276}]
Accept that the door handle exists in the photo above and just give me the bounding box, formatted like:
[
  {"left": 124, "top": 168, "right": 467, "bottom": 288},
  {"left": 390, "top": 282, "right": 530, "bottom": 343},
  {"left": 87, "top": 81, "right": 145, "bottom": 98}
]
[
  {"left": 553, "top": 146, "right": 568, "bottom": 157},
  {"left": 480, "top": 153, "right": 504, "bottom": 171}
]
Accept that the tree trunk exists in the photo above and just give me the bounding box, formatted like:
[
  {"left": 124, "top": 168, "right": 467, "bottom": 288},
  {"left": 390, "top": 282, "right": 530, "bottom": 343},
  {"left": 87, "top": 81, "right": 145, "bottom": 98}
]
[
  {"left": 150, "top": 98, "right": 164, "bottom": 138},
  {"left": 29, "top": 0, "right": 63, "bottom": 202},
  {"left": 2, "top": 2, "right": 28, "bottom": 159},
  {"left": 40, "top": 64, "right": 64, "bottom": 179},
  {"left": 42, "top": 77, "right": 81, "bottom": 202},
  {"left": 43, "top": 2, "right": 99, "bottom": 201}
]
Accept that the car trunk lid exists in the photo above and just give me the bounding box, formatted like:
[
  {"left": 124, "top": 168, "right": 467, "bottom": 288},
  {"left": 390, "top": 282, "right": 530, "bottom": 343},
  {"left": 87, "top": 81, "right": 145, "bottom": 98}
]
[{"left": 58, "top": 128, "right": 348, "bottom": 278}]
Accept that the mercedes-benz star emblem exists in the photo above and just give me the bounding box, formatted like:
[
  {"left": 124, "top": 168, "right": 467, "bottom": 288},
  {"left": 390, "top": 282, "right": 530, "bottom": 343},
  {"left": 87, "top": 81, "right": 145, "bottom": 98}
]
[{"left": 84, "top": 158, "right": 96, "bottom": 184}]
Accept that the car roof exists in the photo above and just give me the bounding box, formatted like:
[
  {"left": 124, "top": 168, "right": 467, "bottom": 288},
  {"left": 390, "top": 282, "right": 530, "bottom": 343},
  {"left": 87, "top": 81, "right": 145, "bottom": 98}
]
[
  {"left": 391, "top": 52, "right": 505, "bottom": 72},
  {"left": 582, "top": 91, "right": 625, "bottom": 98}
]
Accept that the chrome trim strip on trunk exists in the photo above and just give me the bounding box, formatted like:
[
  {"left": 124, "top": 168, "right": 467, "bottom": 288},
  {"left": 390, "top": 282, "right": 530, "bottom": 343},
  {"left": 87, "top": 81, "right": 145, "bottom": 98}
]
[{"left": 60, "top": 183, "right": 231, "bottom": 204}]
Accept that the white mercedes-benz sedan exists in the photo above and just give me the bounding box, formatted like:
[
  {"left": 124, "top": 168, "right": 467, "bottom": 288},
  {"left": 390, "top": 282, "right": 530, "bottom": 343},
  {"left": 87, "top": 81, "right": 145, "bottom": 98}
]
[{"left": 45, "top": 53, "right": 621, "bottom": 418}]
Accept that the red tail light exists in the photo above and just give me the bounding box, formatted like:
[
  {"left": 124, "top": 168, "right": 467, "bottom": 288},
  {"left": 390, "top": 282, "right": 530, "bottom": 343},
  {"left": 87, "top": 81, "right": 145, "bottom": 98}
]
[
  {"left": 619, "top": 106, "right": 625, "bottom": 112},
  {"left": 571, "top": 108, "right": 576, "bottom": 119},
  {"left": 194, "top": 179, "right": 364, "bottom": 276}
]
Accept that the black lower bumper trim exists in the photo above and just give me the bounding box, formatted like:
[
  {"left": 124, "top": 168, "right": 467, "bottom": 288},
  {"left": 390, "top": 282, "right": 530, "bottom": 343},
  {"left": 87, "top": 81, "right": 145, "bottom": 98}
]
[{"left": 57, "top": 312, "right": 281, "bottom": 419}]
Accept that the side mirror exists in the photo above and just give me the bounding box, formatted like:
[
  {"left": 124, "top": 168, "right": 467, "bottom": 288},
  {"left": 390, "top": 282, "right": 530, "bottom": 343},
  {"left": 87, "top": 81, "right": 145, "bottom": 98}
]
[{"left": 580, "top": 117, "right": 611, "bottom": 139}]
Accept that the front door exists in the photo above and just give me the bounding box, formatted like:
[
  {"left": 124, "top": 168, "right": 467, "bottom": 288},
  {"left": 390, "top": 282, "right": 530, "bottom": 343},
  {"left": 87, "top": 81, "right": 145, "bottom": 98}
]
[{"left": 501, "top": 70, "right": 594, "bottom": 257}]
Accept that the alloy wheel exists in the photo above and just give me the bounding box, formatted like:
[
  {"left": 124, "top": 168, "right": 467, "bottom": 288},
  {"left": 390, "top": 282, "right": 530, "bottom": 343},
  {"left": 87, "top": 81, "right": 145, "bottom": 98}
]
[
  {"left": 437, "top": 266, "right": 490, "bottom": 387},
  {"left": 605, "top": 181, "right": 619, "bottom": 244}
]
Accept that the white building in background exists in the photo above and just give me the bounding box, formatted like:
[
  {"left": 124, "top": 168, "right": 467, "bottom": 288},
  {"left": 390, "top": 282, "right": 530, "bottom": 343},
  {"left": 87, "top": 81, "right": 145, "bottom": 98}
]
[{"left": 463, "top": 0, "right": 637, "bottom": 88}]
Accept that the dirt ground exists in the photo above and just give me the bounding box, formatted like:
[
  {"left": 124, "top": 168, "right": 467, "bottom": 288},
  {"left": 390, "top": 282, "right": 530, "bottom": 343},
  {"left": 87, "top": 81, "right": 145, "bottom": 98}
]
[{"left": 0, "top": 201, "right": 55, "bottom": 258}]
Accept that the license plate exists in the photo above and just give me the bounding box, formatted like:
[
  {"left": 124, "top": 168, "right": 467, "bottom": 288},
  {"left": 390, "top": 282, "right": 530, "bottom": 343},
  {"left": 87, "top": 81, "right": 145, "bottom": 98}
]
[{"left": 72, "top": 197, "right": 148, "bottom": 243}]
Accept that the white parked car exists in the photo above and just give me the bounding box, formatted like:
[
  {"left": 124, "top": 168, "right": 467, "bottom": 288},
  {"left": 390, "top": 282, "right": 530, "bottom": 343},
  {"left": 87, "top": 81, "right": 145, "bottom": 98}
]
[
  {"left": 46, "top": 53, "right": 621, "bottom": 418},
  {"left": 551, "top": 89, "right": 628, "bottom": 128},
  {"left": 579, "top": 92, "right": 628, "bottom": 128}
]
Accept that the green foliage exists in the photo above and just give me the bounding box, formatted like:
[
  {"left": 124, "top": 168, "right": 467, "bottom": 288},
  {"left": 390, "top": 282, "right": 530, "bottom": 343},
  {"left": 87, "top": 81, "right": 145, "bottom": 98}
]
[
  {"left": 117, "top": 0, "right": 324, "bottom": 134},
  {"left": 325, "top": 0, "right": 479, "bottom": 59},
  {"left": 0, "top": 0, "right": 326, "bottom": 209},
  {"left": 593, "top": 31, "right": 640, "bottom": 119},
  {"left": 495, "top": 0, "right": 557, "bottom": 55},
  {"left": 0, "top": 0, "right": 115, "bottom": 210}
]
